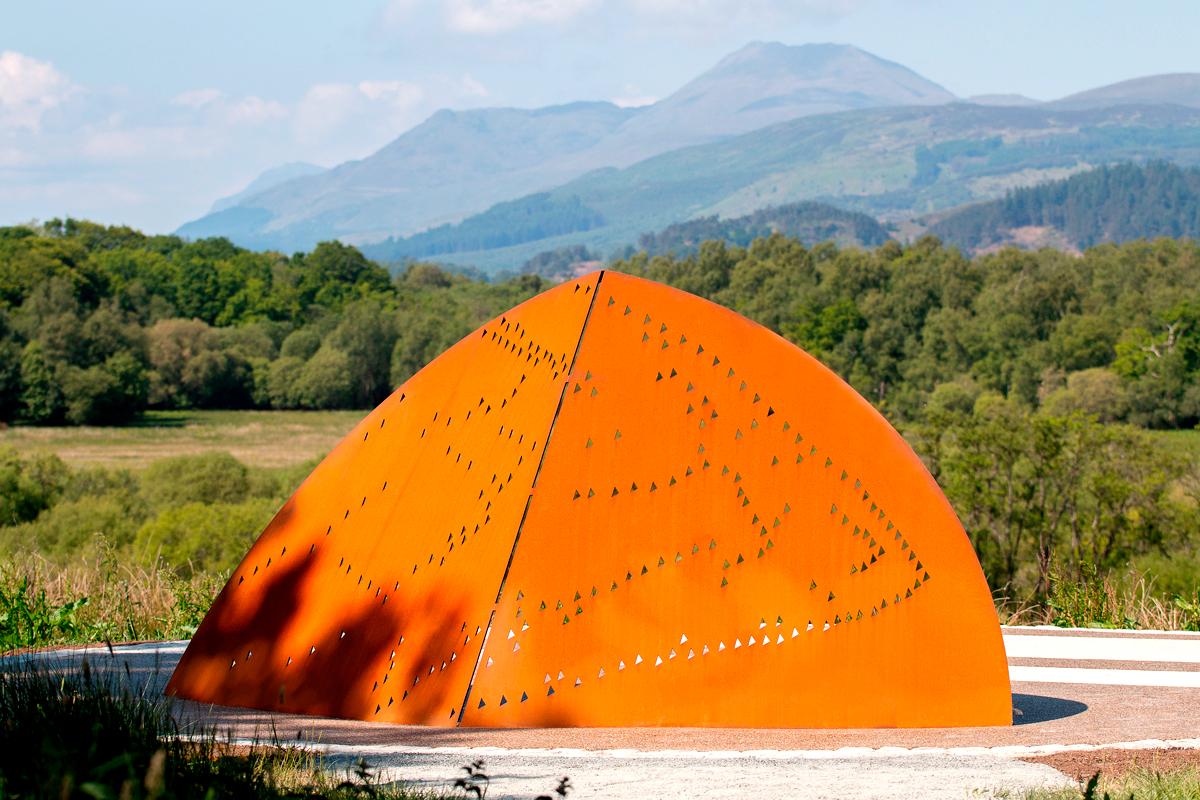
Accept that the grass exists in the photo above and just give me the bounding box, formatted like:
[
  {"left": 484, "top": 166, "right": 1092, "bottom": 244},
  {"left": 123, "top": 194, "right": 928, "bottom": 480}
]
[
  {"left": 1, "top": 549, "right": 223, "bottom": 649},
  {"left": 0, "top": 657, "right": 443, "bottom": 799},
  {"left": 995, "top": 568, "right": 1200, "bottom": 631},
  {"left": 0, "top": 410, "right": 363, "bottom": 470},
  {"left": 1018, "top": 767, "right": 1200, "bottom": 800}
]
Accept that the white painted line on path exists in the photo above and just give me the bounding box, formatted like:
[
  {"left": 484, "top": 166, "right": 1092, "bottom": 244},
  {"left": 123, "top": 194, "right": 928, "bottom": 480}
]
[
  {"left": 1004, "top": 635, "right": 1200, "bottom": 663},
  {"left": 1009, "top": 665, "right": 1200, "bottom": 687}
]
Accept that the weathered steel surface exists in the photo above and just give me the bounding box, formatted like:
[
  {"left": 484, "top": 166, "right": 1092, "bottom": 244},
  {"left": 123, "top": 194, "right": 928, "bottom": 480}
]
[{"left": 166, "top": 271, "right": 1011, "bottom": 728}]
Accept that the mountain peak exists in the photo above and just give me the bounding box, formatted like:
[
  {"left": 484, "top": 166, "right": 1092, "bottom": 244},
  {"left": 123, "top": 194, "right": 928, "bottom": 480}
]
[{"left": 585, "top": 41, "right": 956, "bottom": 167}]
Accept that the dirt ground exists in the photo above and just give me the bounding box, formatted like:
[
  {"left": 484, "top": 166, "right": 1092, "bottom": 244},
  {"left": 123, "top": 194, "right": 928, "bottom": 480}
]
[{"left": 1021, "top": 747, "right": 1200, "bottom": 781}]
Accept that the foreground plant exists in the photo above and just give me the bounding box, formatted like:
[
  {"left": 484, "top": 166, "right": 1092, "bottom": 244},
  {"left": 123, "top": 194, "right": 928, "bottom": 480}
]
[
  {"left": 1019, "top": 765, "right": 1200, "bottom": 800},
  {"left": 996, "top": 565, "right": 1200, "bottom": 631},
  {"left": 0, "top": 543, "right": 225, "bottom": 650},
  {"left": 0, "top": 658, "right": 438, "bottom": 799}
]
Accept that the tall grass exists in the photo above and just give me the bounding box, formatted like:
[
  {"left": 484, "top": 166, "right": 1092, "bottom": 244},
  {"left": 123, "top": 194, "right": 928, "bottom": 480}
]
[
  {"left": 0, "top": 542, "right": 223, "bottom": 650},
  {"left": 996, "top": 565, "right": 1200, "bottom": 630},
  {"left": 0, "top": 657, "right": 440, "bottom": 798},
  {"left": 1019, "top": 766, "right": 1200, "bottom": 800}
]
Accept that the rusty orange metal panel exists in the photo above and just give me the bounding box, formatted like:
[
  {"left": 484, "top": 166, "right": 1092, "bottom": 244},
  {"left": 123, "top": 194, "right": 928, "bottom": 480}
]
[
  {"left": 167, "top": 270, "right": 1010, "bottom": 728},
  {"left": 164, "top": 275, "right": 601, "bottom": 725},
  {"left": 462, "top": 272, "right": 1009, "bottom": 728}
]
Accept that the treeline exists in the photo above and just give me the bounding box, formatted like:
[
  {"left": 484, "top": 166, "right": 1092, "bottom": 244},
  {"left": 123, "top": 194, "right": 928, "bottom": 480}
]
[
  {"left": 0, "top": 220, "right": 550, "bottom": 424},
  {"left": 929, "top": 161, "right": 1200, "bottom": 251},
  {"left": 634, "top": 201, "right": 890, "bottom": 259}
]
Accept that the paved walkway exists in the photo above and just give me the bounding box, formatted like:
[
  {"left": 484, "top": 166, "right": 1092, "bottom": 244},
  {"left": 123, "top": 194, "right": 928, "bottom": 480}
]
[{"left": 19, "top": 626, "right": 1200, "bottom": 799}]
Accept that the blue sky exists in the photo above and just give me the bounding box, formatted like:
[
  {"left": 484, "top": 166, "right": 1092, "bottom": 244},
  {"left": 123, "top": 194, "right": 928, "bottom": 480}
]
[{"left": 3, "top": 0, "right": 1200, "bottom": 233}]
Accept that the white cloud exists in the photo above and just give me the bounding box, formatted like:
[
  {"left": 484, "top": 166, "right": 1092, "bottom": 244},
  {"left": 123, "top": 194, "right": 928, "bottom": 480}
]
[
  {"left": 444, "top": 0, "right": 600, "bottom": 33},
  {"left": 612, "top": 84, "right": 657, "bottom": 107},
  {"left": 461, "top": 74, "right": 488, "bottom": 97},
  {"left": 385, "top": 0, "right": 867, "bottom": 37},
  {"left": 358, "top": 79, "right": 424, "bottom": 106},
  {"left": 171, "top": 88, "right": 223, "bottom": 108},
  {"left": 0, "top": 51, "right": 76, "bottom": 132},
  {"left": 225, "top": 96, "right": 288, "bottom": 125}
]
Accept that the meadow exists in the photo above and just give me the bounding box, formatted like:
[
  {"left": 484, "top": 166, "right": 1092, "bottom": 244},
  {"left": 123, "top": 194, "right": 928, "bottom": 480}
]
[{"left": 0, "top": 409, "right": 362, "bottom": 470}]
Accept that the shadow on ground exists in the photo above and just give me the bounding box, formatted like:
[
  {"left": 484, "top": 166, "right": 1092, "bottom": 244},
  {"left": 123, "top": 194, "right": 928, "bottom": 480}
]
[{"left": 1012, "top": 693, "right": 1088, "bottom": 724}]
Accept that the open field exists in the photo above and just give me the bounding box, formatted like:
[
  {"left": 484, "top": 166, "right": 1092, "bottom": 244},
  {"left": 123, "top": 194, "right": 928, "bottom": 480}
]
[{"left": 0, "top": 410, "right": 365, "bottom": 470}]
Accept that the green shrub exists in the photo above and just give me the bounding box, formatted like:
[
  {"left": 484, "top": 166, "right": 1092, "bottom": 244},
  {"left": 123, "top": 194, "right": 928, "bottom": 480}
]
[
  {"left": 0, "top": 575, "right": 90, "bottom": 649},
  {"left": 135, "top": 499, "right": 277, "bottom": 572},
  {"left": 0, "top": 447, "right": 70, "bottom": 528},
  {"left": 140, "top": 451, "right": 251, "bottom": 510},
  {"left": 2, "top": 495, "right": 143, "bottom": 561}
]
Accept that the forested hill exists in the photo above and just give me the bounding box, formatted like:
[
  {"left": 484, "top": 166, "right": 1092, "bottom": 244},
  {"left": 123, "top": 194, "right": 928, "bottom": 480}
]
[
  {"left": 927, "top": 161, "right": 1200, "bottom": 252},
  {"left": 634, "top": 202, "right": 890, "bottom": 257}
]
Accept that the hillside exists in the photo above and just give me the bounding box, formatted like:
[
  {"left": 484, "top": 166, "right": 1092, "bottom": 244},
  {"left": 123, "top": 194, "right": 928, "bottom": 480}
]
[
  {"left": 925, "top": 161, "right": 1200, "bottom": 252},
  {"left": 635, "top": 201, "right": 891, "bottom": 256},
  {"left": 392, "top": 103, "right": 1200, "bottom": 272},
  {"left": 177, "top": 42, "right": 954, "bottom": 252},
  {"left": 510, "top": 201, "right": 889, "bottom": 281},
  {"left": 176, "top": 102, "right": 637, "bottom": 251},
  {"left": 1048, "top": 74, "right": 1200, "bottom": 111},
  {"left": 208, "top": 162, "right": 326, "bottom": 214}
]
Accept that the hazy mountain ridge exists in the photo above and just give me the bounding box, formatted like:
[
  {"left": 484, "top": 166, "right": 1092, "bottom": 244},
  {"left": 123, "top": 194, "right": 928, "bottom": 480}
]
[
  {"left": 178, "top": 42, "right": 956, "bottom": 251},
  {"left": 1047, "top": 74, "right": 1200, "bottom": 111},
  {"left": 178, "top": 102, "right": 638, "bottom": 251},
  {"left": 209, "top": 162, "right": 326, "bottom": 214},
  {"left": 400, "top": 102, "right": 1200, "bottom": 272},
  {"left": 179, "top": 46, "right": 1200, "bottom": 264}
]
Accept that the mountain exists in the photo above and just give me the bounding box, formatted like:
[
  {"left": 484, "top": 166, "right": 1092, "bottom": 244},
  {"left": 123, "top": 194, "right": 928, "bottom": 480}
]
[
  {"left": 366, "top": 103, "right": 1200, "bottom": 271},
  {"left": 575, "top": 42, "right": 954, "bottom": 168},
  {"left": 1047, "top": 74, "right": 1200, "bottom": 111},
  {"left": 966, "top": 94, "right": 1040, "bottom": 107},
  {"left": 177, "top": 42, "right": 954, "bottom": 252},
  {"left": 177, "top": 102, "right": 637, "bottom": 252},
  {"left": 208, "top": 162, "right": 326, "bottom": 214},
  {"left": 924, "top": 161, "right": 1200, "bottom": 252}
]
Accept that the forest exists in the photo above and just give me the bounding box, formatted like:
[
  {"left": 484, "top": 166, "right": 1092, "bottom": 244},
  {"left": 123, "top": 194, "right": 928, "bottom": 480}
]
[
  {"left": 4, "top": 218, "right": 1200, "bottom": 603},
  {"left": 0, "top": 219, "right": 550, "bottom": 425},
  {"left": 929, "top": 161, "right": 1200, "bottom": 252}
]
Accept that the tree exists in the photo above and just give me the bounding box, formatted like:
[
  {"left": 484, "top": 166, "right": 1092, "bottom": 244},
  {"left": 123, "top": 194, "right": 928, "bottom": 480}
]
[
  {"left": 291, "top": 347, "right": 355, "bottom": 409},
  {"left": 19, "top": 342, "right": 61, "bottom": 424},
  {"left": 328, "top": 301, "right": 397, "bottom": 407}
]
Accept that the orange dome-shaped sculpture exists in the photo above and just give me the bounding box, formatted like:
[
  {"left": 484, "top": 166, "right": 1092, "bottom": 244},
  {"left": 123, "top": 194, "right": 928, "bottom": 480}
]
[{"left": 166, "top": 271, "right": 1011, "bottom": 728}]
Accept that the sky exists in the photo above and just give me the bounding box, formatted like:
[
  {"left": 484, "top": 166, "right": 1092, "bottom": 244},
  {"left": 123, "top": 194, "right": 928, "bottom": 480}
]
[{"left": 3, "top": 0, "right": 1200, "bottom": 234}]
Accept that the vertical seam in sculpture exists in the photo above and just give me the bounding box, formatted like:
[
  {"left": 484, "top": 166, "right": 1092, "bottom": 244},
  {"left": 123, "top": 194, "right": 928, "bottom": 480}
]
[
  {"left": 455, "top": 271, "right": 604, "bottom": 726},
  {"left": 567, "top": 270, "right": 604, "bottom": 374}
]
